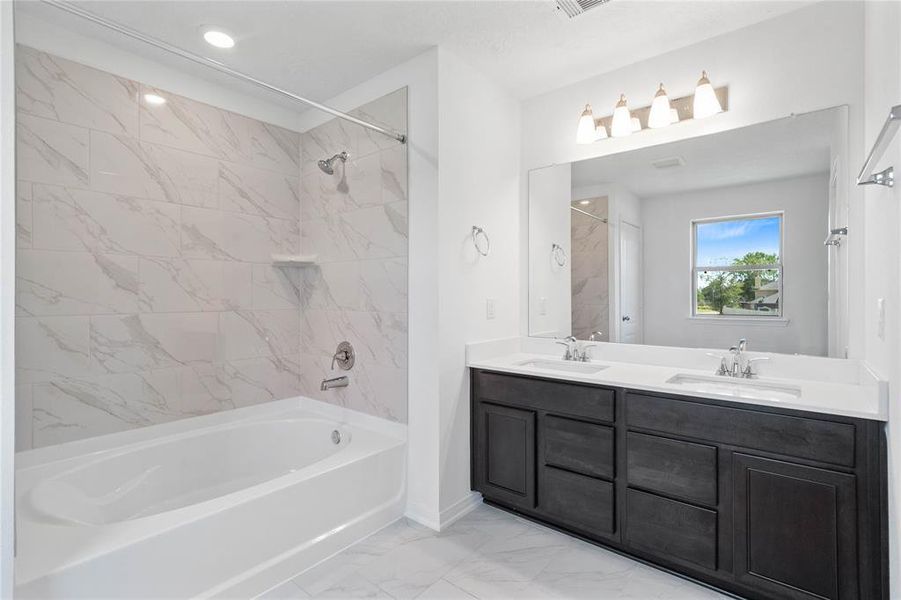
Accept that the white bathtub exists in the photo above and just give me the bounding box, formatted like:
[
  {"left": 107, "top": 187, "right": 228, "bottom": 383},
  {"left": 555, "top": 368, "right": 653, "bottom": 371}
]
[{"left": 14, "top": 397, "right": 407, "bottom": 599}]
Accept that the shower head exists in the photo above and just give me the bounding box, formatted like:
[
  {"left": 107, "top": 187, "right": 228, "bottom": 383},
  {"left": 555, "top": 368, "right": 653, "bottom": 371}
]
[{"left": 317, "top": 151, "right": 349, "bottom": 175}]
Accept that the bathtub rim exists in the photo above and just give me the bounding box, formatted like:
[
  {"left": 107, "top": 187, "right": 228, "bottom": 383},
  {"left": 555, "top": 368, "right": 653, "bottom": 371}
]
[{"left": 16, "top": 396, "right": 406, "bottom": 470}]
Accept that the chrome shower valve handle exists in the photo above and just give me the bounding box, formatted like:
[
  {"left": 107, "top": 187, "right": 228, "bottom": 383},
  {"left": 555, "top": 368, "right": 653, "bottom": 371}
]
[{"left": 331, "top": 341, "right": 355, "bottom": 370}]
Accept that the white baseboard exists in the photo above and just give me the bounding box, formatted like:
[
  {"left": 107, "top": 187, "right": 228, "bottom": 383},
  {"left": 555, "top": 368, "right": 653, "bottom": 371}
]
[
  {"left": 405, "top": 492, "right": 483, "bottom": 532},
  {"left": 404, "top": 504, "right": 441, "bottom": 531},
  {"left": 438, "top": 492, "right": 483, "bottom": 530}
]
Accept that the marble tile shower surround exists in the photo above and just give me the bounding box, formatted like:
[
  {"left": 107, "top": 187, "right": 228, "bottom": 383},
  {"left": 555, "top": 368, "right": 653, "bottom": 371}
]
[
  {"left": 14, "top": 45, "right": 408, "bottom": 449},
  {"left": 297, "top": 89, "right": 408, "bottom": 424},
  {"left": 571, "top": 198, "right": 609, "bottom": 342}
]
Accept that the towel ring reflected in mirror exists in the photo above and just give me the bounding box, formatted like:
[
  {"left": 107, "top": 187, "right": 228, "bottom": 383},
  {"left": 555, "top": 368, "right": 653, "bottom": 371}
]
[
  {"left": 472, "top": 226, "right": 490, "bottom": 256},
  {"left": 552, "top": 243, "right": 567, "bottom": 267}
]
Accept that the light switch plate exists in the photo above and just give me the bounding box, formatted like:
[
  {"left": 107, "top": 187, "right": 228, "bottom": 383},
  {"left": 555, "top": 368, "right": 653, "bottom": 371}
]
[{"left": 486, "top": 298, "right": 496, "bottom": 320}]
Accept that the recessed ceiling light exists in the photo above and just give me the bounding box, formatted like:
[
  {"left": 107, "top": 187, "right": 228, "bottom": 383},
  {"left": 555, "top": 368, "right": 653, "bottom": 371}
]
[
  {"left": 143, "top": 93, "right": 167, "bottom": 105},
  {"left": 203, "top": 29, "right": 235, "bottom": 49}
]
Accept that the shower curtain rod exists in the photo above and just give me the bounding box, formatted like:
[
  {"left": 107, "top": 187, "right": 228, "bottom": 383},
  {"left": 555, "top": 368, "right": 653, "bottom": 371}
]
[
  {"left": 39, "top": 0, "right": 408, "bottom": 144},
  {"left": 570, "top": 205, "right": 608, "bottom": 223}
]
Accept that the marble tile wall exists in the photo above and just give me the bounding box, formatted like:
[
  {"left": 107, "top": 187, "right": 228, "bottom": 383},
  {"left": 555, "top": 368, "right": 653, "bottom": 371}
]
[
  {"left": 297, "top": 88, "right": 408, "bottom": 423},
  {"left": 15, "top": 46, "right": 409, "bottom": 449},
  {"left": 14, "top": 46, "right": 304, "bottom": 448},
  {"left": 571, "top": 198, "right": 609, "bottom": 342}
]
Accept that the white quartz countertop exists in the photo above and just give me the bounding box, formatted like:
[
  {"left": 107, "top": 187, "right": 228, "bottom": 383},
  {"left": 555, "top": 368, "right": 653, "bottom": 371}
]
[{"left": 467, "top": 351, "right": 888, "bottom": 421}]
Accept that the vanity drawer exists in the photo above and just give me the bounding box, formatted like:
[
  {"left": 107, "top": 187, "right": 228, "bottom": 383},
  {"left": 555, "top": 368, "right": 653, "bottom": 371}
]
[
  {"left": 474, "top": 370, "right": 614, "bottom": 423},
  {"left": 625, "top": 392, "right": 856, "bottom": 467},
  {"left": 625, "top": 488, "right": 717, "bottom": 571},
  {"left": 544, "top": 415, "right": 614, "bottom": 479},
  {"left": 539, "top": 465, "right": 615, "bottom": 538},
  {"left": 627, "top": 432, "right": 717, "bottom": 507}
]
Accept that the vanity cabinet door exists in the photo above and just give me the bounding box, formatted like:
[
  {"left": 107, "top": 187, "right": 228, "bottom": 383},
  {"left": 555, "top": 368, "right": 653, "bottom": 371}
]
[
  {"left": 474, "top": 402, "right": 536, "bottom": 510},
  {"left": 733, "top": 453, "right": 858, "bottom": 600}
]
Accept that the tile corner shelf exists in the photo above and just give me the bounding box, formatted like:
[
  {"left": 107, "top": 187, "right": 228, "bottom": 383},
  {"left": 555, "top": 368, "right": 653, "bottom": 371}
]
[{"left": 271, "top": 254, "right": 318, "bottom": 267}]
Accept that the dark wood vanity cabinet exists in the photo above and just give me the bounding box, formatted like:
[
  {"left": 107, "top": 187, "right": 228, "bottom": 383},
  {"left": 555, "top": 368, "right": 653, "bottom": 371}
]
[
  {"left": 470, "top": 369, "right": 888, "bottom": 600},
  {"left": 732, "top": 454, "right": 859, "bottom": 600},
  {"left": 473, "top": 401, "right": 536, "bottom": 510}
]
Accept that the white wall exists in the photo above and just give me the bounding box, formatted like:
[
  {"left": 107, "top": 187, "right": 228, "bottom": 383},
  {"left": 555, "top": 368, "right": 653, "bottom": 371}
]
[
  {"left": 520, "top": 1, "right": 866, "bottom": 357},
  {"left": 436, "top": 49, "right": 522, "bottom": 522},
  {"left": 528, "top": 164, "right": 571, "bottom": 338},
  {"left": 0, "top": 1, "right": 14, "bottom": 594},
  {"left": 641, "top": 174, "right": 829, "bottom": 355},
  {"left": 863, "top": 1, "right": 901, "bottom": 594}
]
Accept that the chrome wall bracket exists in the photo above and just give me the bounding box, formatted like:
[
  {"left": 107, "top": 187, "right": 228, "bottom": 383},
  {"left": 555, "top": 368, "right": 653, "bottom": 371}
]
[
  {"left": 857, "top": 103, "right": 899, "bottom": 188},
  {"left": 824, "top": 227, "right": 849, "bottom": 247},
  {"left": 858, "top": 166, "right": 894, "bottom": 188}
]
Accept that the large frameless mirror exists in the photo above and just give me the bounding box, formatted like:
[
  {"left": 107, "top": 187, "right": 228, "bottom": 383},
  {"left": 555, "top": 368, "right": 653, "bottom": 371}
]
[{"left": 528, "top": 106, "right": 849, "bottom": 357}]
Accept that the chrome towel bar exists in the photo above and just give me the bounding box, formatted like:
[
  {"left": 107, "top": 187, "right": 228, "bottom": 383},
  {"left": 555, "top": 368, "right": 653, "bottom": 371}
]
[{"left": 857, "top": 103, "right": 899, "bottom": 188}]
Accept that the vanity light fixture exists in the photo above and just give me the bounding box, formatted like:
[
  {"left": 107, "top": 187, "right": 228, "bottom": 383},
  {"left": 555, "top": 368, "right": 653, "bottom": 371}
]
[
  {"left": 693, "top": 70, "right": 723, "bottom": 119},
  {"left": 572, "top": 72, "right": 727, "bottom": 143},
  {"left": 647, "top": 83, "right": 673, "bottom": 129},
  {"left": 576, "top": 104, "right": 597, "bottom": 144},
  {"left": 203, "top": 29, "right": 235, "bottom": 49},
  {"left": 610, "top": 94, "right": 633, "bottom": 138},
  {"left": 143, "top": 93, "right": 167, "bottom": 105}
]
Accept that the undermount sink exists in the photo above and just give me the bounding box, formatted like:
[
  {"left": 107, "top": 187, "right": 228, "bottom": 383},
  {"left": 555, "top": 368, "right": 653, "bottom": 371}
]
[
  {"left": 516, "top": 359, "right": 607, "bottom": 374},
  {"left": 665, "top": 374, "right": 801, "bottom": 401}
]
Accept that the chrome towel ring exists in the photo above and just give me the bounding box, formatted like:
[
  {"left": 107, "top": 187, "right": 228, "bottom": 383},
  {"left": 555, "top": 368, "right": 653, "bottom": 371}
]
[
  {"left": 552, "top": 243, "right": 567, "bottom": 267},
  {"left": 472, "top": 226, "right": 490, "bottom": 257}
]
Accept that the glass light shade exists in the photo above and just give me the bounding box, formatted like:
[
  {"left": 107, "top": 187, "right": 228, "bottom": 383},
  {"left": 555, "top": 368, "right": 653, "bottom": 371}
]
[
  {"left": 670, "top": 107, "right": 680, "bottom": 124},
  {"left": 631, "top": 117, "right": 642, "bottom": 132},
  {"left": 595, "top": 124, "right": 608, "bottom": 140},
  {"left": 610, "top": 94, "right": 632, "bottom": 137},
  {"left": 647, "top": 84, "right": 672, "bottom": 129},
  {"left": 693, "top": 71, "right": 722, "bottom": 119},
  {"left": 143, "top": 93, "right": 167, "bottom": 106},
  {"left": 576, "top": 104, "right": 597, "bottom": 144},
  {"left": 203, "top": 29, "right": 235, "bottom": 49}
]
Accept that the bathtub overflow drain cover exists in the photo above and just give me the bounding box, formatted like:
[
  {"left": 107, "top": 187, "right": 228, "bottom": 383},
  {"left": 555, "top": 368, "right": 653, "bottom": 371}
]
[{"left": 331, "top": 430, "right": 341, "bottom": 444}]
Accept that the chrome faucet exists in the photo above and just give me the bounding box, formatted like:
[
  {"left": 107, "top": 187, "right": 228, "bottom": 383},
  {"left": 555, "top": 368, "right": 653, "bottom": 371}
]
[
  {"left": 556, "top": 336, "right": 597, "bottom": 362},
  {"left": 576, "top": 342, "right": 597, "bottom": 362},
  {"left": 741, "top": 357, "right": 769, "bottom": 379},
  {"left": 556, "top": 336, "right": 578, "bottom": 360},
  {"left": 713, "top": 338, "right": 756, "bottom": 378},
  {"left": 321, "top": 375, "right": 349, "bottom": 391},
  {"left": 728, "top": 345, "right": 742, "bottom": 377}
]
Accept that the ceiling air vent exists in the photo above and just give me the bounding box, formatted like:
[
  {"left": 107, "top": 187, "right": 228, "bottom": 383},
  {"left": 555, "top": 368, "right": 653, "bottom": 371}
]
[
  {"left": 556, "top": 0, "right": 612, "bottom": 19},
  {"left": 651, "top": 156, "right": 686, "bottom": 170}
]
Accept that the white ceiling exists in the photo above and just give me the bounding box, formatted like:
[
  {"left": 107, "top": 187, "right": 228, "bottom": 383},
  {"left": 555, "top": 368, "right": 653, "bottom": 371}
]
[
  {"left": 17, "top": 0, "right": 812, "bottom": 107},
  {"left": 571, "top": 108, "right": 839, "bottom": 198}
]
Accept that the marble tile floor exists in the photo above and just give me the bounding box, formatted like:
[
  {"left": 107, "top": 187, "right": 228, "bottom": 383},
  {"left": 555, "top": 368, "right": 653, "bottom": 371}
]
[{"left": 257, "top": 503, "right": 731, "bottom": 600}]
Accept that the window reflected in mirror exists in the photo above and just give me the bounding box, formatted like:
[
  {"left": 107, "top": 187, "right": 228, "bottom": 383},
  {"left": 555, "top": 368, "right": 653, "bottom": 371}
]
[{"left": 693, "top": 214, "right": 783, "bottom": 318}]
